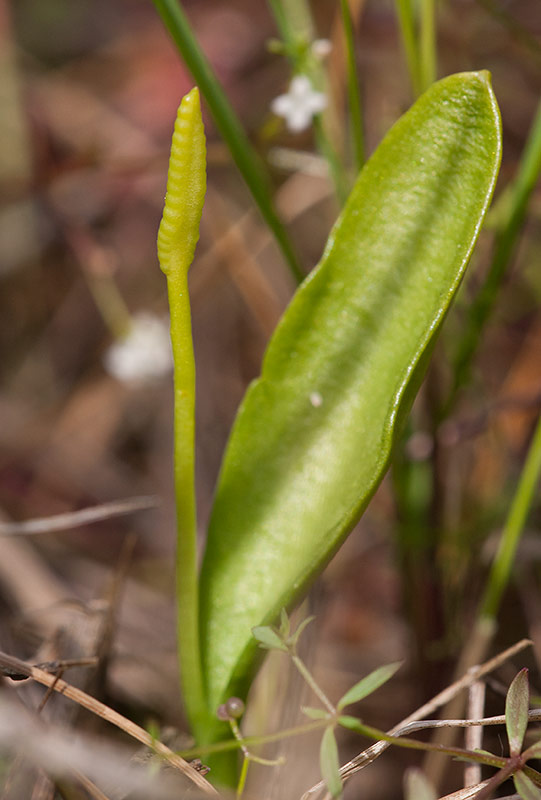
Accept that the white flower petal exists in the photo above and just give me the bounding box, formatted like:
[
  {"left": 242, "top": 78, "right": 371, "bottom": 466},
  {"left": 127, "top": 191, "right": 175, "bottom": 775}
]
[
  {"left": 271, "top": 74, "right": 327, "bottom": 133},
  {"left": 289, "top": 75, "right": 312, "bottom": 96},
  {"left": 271, "top": 94, "right": 295, "bottom": 116},
  {"left": 286, "top": 107, "right": 313, "bottom": 132},
  {"left": 307, "top": 93, "right": 328, "bottom": 115}
]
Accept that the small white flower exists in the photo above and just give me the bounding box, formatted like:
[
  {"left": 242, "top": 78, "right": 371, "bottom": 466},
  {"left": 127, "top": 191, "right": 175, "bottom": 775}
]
[
  {"left": 309, "top": 391, "right": 323, "bottom": 408},
  {"left": 311, "top": 39, "right": 332, "bottom": 60},
  {"left": 271, "top": 75, "right": 327, "bottom": 133},
  {"left": 103, "top": 312, "right": 172, "bottom": 385}
]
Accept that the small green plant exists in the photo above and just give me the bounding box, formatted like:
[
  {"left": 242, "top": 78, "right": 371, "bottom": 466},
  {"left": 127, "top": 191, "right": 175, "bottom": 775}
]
[
  {"left": 253, "top": 613, "right": 402, "bottom": 799},
  {"left": 157, "top": 69, "right": 501, "bottom": 783},
  {"left": 402, "top": 668, "right": 541, "bottom": 800},
  {"left": 222, "top": 614, "right": 541, "bottom": 799},
  {"left": 153, "top": 3, "right": 541, "bottom": 793}
]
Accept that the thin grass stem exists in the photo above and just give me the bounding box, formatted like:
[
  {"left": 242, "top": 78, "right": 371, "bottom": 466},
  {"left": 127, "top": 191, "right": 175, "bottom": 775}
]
[
  {"left": 340, "top": 0, "right": 364, "bottom": 171},
  {"left": 267, "top": 0, "right": 350, "bottom": 204},
  {"left": 444, "top": 99, "right": 541, "bottom": 417},
  {"left": 394, "top": 0, "right": 422, "bottom": 96},
  {"left": 236, "top": 755, "right": 250, "bottom": 798},
  {"left": 313, "top": 116, "right": 350, "bottom": 204},
  {"left": 268, "top": 0, "right": 313, "bottom": 44},
  {"left": 419, "top": 0, "right": 436, "bottom": 91},
  {"left": 421, "top": 408, "right": 541, "bottom": 777},
  {"left": 479, "top": 412, "right": 541, "bottom": 620},
  {"left": 291, "top": 653, "right": 336, "bottom": 715}
]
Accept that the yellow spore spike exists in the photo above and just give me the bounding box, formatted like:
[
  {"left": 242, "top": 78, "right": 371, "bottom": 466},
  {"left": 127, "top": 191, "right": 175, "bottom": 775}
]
[{"left": 158, "top": 87, "right": 206, "bottom": 277}]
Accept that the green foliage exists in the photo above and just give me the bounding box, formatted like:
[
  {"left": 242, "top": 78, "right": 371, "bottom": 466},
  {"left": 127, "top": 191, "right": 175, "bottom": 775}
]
[
  {"left": 337, "top": 715, "right": 366, "bottom": 733},
  {"left": 506, "top": 668, "right": 530, "bottom": 756},
  {"left": 336, "top": 662, "right": 402, "bottom": 711},
  {"left": 252, "top": 612, "right": 315, "bottom": 653},
  {"left": 319, "top": 726, "right": 342, "bottom": 799},
  {"left": 340, "top": 0, "right": 364, "bottom": 170},
  {"left": 524, "top": 742, "right": 541, "bottom": 761},
  {"left": 514, "top": 772, "right": 541, "bottom": 800},
  {"left": 473, "top": 669, "right": 541, "bottom": 800},
  {"left": 251, "top": 625, "right": 288, "bottom": 653},
  {"left": 446, "top": 99, "right": 541, "bottom": 413},
  {"left": 157, "top": 88, "right": 207, "bottom": 732},
  {"left": 197, "top": 71, "right": 502, "bottom": 719},
  {"left": 302, "top": 707, "right": 329, "bottom": 720}
]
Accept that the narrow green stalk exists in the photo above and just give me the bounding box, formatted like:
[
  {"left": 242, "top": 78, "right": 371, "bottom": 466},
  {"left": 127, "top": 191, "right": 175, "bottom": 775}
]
[
  {"left": 267, "top": 0, "right": 294, "bottom": 49},
  {"left": 313, "top": 116, "right": 350, "bottom": 205},
  {"left": 152, "top": 0, "right": 303, "bottom": 285},
  {"left": 169, "top": 264, "right": 205, "bottom": 728},
  {"left": 394, "top": 0, "right": 422, "bottom": 96},
  {"left": 277, "top": 0, "right": 314, "bottom": 40},
  {"left": 157, "top": 88, "right": 207, "bottom": 734},
  {"left": 419, "top": 0, "right": 436, "bottom": 92},
  {"left": 236, "top": 756, "right": 250, "bottom": 798},
  {"left": 267, "top": 0, "right": 350, "bottom": 204},
  {"left": 176, "top": 711, "right": 541, "bottom": 779},
  {"left": 340, "top": 0, "right": 365, "bottom": 171},
  {"left": 444, "top": 99, "right": 541, "bottom": 417},
  {"left": 479, "top": 412, "right": 541, "bottom": 620},
  {"left": 291, "top": 653, "right": 336, "bottom": 714},
  {"left": 177, "top": 719, "right": 328, "bottom": 759},
  {"left": 267, "top": 0, "right": 313, "bottom": 45}
]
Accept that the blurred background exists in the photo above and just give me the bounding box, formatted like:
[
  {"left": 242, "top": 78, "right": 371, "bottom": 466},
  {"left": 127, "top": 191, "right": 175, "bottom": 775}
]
[{"left": 0, "top": 0, "right": 540, "bottom": 798}]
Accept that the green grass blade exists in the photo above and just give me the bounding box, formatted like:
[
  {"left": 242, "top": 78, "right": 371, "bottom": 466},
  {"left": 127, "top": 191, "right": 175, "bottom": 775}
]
[
  {"left": 445, "top": 99, "right": 541, "bottom": 415},
  {"left": 340, "top": 0, "right": 365, "bottom": 171},
  {"left": 152, "top": 0, "right": 303, "bottom": 284},
  {"left": 419, "top": 0, "right": 437, "bottom": 91},
  {"left": 312, "top": 115, "right": 350, "bottom": 205},
  {"left": 394, "top": 0, "right": 422, "bottom": 96},
  {"left": 480, "top": 412, "right": 541, "bottom": 621},
  {"left": 268, "top": 0, "right": 314, "bottom": 44}
]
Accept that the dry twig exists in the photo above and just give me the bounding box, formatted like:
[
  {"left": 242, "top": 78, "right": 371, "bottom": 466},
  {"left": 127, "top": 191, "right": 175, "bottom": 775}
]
[
  {"left": 0, "top": 496, "right": 158, "bottom": 536},
  {"left": 0, "top": 650, "right": 218, "bottom": 796}
]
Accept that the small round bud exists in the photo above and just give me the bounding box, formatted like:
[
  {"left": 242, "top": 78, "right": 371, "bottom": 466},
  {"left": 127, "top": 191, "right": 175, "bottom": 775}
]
[
  {"left": 225, "top": 697, "right": 245, "bottom": 719},
  {"left": 216, "top": 703, "right": 230, "bottom": 721}
]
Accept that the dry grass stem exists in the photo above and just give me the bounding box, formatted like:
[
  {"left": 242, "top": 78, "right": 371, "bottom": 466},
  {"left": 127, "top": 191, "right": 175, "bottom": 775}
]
[
  {"left": 0, "top": 650, "right": 218, "bottom": 796},
  {"left": 464, "top": 680, "right": 486, "bottom": 787},
  {"left": 0, "top": 496, "right": 159, "bottom": 536},
  {"left": 439, "top": 780, "right": 492, "bottom": 799},
  {"left": 0, "top": 694, "right": 210, "bottom": 799}
]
